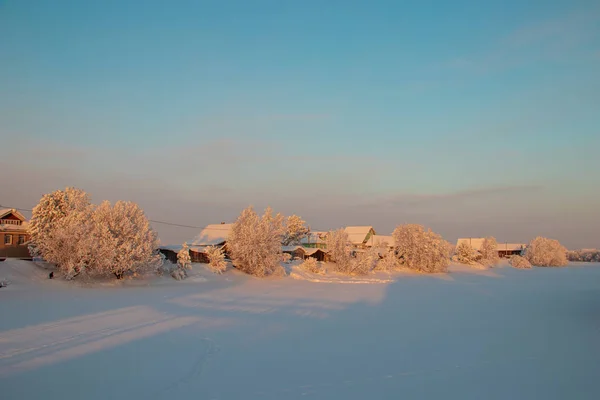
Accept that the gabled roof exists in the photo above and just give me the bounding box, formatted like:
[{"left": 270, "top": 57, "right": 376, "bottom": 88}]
[
  {"left": 300, "top": 232, "right": 327, "bottom": 245},
  {"left": 282, "top": 245, "right": 305, "bottom": 253},
  {"left": 0, "top": 208, "right": 26, "bottom": 221},
  {"left": 191, "top": 224, "right": 233, "bottom": 246},
  {"left": 456, "top": 238, "right": 486, "bottom": 251},
  {"left": 304, "top": 248, "right": 328, "bottom": 256},
  {"left": 344, "top": 226, "right": 376, "bottom": 245},
  {"left": 456, "top": 238, "right": 526, "bottom": 252},
  {"left": 368, "top": 235, "right": 394, "bottom": 247}
]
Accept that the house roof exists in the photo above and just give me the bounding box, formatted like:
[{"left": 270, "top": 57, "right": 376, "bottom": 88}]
[
  {"left": 190, "top": 224, "right": 233, "bottom": 246},
  {"left": 0, "top": 208, "right": 28, "bottom": 232},
  {"left": 367, "top": 235, "right": 394, "bottom": 247},
  {"left": 282, "top": 245, "right": 305, "bottom": 253},
  {"left": 456, "top": 238, "right": 486, "bottom": 251},
  {"left": 456, "top": 238, "right": 526, "bottom": 252},
  {"left": 304, "top": 248, "right": 327, "bottom": 256},
  {"left": 0, "top": 208, "right": 26, "bottom": 221},
  {"left": 344, "top": 226, "right": 376, "bottom": 245},
  {"left": 300, "top": 232, "right": 327, "bottom": 245}
]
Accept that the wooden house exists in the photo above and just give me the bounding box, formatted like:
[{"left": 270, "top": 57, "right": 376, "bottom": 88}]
[
  {"left": 0, "top": 209, "right": 31, "bottom": 259},
  {"left": 344, "top": 226, "right": 376, "bottom": 248}
]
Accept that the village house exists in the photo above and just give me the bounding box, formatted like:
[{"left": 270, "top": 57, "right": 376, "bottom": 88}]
[
  {"left": 301, "top": 231, "right": 328, "bottom": 249},
  {"left": 344, "top": 226, "right": 376, "bottom": 248},
  {"left": 0, "top": 208, "right": 31, "bottom": 259},
  {"left": 456, "top": 238, "right": 527, "bottom": 258},
  {"left": 158, "top": 223, "right": 233, "bottom": 264},
  {"left": 189, "top": 223, "right": 233, "bottom": 263}
]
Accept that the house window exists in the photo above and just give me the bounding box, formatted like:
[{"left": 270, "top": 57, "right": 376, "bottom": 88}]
[
  {"left": 4, "top": 234, "right": 12, "bottom": 245},
  {"left": 18, "top": 235, "right": 26, "bottom": 245}
]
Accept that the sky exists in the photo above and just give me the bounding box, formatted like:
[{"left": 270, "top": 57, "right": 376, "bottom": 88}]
[{"left": 1, "top": 0, "right": 599, "bottom": 249}]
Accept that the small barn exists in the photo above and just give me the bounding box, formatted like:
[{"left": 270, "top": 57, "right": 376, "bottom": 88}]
[
  {"left": 366, "top": 234, "right": 394, "bottom": 248},
  {"left": 158, "top": 245, "right": 182, "bottom": 264},
  {"left": 282, "top": 245, "right": 306, "bottom": 260},
  {"left": 189, "top": 223, "right": 233, "bottom": 263},
  {"left": 304, "top": 248, "right": 329, "bottom": 262},
  {"left": 496, "top": 243, "right": 526, "bottom": 258},
  {"left": 456, "top": 238, "right": 527, "bottom": 258}
]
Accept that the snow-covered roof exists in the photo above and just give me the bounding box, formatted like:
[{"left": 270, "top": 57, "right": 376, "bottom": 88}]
[
  {"left": 496, "top": 243, "right": 527, "bottom": 251},
  {"left": 300, "top": 232, "right": 327, "bottom": 245},
  {"left": 344, "top": 226, "right": 376, "bottom": 245},
  {"left": 158, "top": 245, "right": 184, "bottom": 252},
  {"left": 456, "top": 238, "right": 526, "bottom": 252},
  {"left": 305, "top": 248, "right": 328, "bottom": 256},
  {"left": 456, "top": 238, "right": 486, "bottom": 251},
  {"left": 0, "top": 208, "right": 26, "bottom": 220},
  {"left": 190, "top": 224, "right": 233, "bottom": 246},
  {"left": 282, "top": 245, "right": 305, "bottom": 253},
  {"left": 0, "top": 209, "right": 28, "bottom": 231},
  {"left": 367, "top": 235, "right": 394, "bottom": 247}
]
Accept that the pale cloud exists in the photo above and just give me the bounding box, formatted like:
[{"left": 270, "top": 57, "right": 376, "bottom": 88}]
[{"left": 445, "top": 7, "right": 600, "bottom": 74}]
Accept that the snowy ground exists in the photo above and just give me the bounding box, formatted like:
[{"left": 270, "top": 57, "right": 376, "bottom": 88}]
[{"left": 1, "top": 259, "right": 600, "bottom": 399}]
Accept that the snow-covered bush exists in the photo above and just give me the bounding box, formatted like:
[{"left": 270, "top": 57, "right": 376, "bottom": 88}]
[
  {"left": 326, "top": 229, "right": 353, "bottom": 274},
  {"left": 567, "top": 249, "right": 600, "bottom": 262},
  {"left": 282, "top": 253, "right": 292, "bottom": 264},
  {"left": 282, "top": 215, "right": 310, "bottom": 246},
  {"left": 510, "top": 255, "right": 532, "bottom": 269},
  {"left": 227, "top": 206, "right": 285, "bottom": 277},
  {"left": 454, "top": 241, "right": 478, "bottom": 265},
  {"left": 177, "top": 242, "right": 192, "bottom": 270},
  {"left": 525, "top": 237, "right": 568, "bottom": 267},
  {"left": 392, "top": 224, "right": 452, "bottom": 273},
  {"left": 375, "top": 250, "right": 399, "bottom": 271},
  {"left": 480, "top": 237, "right": 500, "bottom": 266},
  {"left": 205, "top": 245, "right": 227, "bottom": 274},
  {"left": 349, "top": 247, "right": 379, "bottom": 275},
  {"left": 171, "top": 268, "right": 186, "bottom": 281},
  {"left": 301, "top": 257, "right": 323, "bottom": 274}
]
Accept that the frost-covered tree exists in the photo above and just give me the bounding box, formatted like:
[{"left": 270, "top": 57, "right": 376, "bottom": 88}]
[
  {"left": 455, "top": 241, "right": 478, "bottom": 265},
  {"left": 376, "top": 249, "right": 399, "bottom": 271},
  {"left": 510, "top": 255, "right": 532, "bottom": 269},
  {"left": 567, "top": 249, "right": 600, "bottom": 262},
  {"left": 28, "top": 189, "right": 161, "bottom": 280},
  {"left": 227, "top": 206, "right": 285, "bottom": 277},
  {"left": 480, "top": 237, "right": 500, "bottom": 266},
  {"left": 94, "top": 201, "right": 162, "bottom": 279},
  {"left": 28, "top": 187, "right": 91, "bottom": 259},
  {"left": 525, "top": 237, "right": 568, "bottom": 267},
  {"left": 282, "top": 215, "right": 310, "bottom": 246},
  {"left": 392, "top": 224, "right": 452, "bottom": 273},
  {"left": 177, "top": 242, "right": 192, "bottom": 270},
  {"left": 282, "top": 253, "right": 292, "bottom": 264},
  {"left": 205, "top": 245, "right": 227, "bottom": 274},
  {"left": 350, "top": 246, "right": 380, "bottom": 275},
  {"left": 326, "top": 229, "right": 353, "bottom": 273},
  {"left": 301, "top": 257, "right": 323, "bottom": 274}
]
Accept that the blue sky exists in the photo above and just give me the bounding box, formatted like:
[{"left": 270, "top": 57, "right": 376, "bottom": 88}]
[{"left": 1, "top": 0, "right": 599, "bottom": 248}]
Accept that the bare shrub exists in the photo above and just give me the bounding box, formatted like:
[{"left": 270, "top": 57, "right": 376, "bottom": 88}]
[
  {"left": 455, "top": 241, "right": 478, "bottom": 265},
  {"left": 375, "top": 250, "right": 399, "bottom": 271},
  {"left": 326, "top": 229, "right": 353, "bottom": 273},
  {"left": 480, "top": 237, "right": 500, "bottom": 266},
  {"left": 510, "top": 255, "right": 532, "bottom": 269},
  {"left": 282, "top": 253, "right": 292, "bottom": 264},
  {"left": 301, "top": 257, "right": 323, "bottom": 274},
  {"left": 525, "top": 237, "right": 568, "bottom": 267},
  {"left": 392, "top": 224, "right": 452, "bottom": 273},
  {"left": 205, "top": 245, "right": 227, "bottom": 274}
]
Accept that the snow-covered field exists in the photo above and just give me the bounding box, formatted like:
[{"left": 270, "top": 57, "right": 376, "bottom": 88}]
[{"left": 1, "top": 260, "right": 600, "bottom": 399}]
